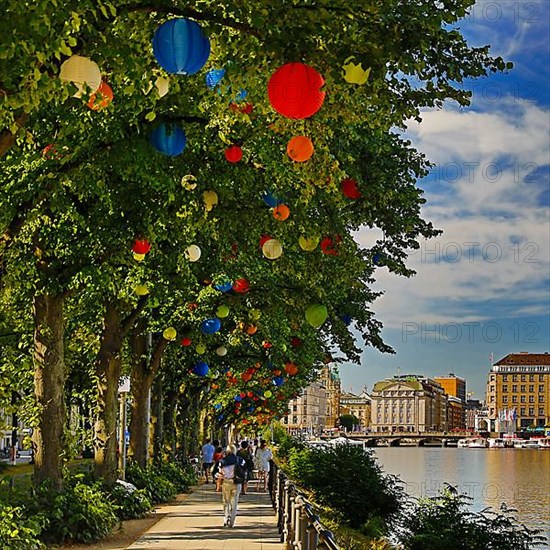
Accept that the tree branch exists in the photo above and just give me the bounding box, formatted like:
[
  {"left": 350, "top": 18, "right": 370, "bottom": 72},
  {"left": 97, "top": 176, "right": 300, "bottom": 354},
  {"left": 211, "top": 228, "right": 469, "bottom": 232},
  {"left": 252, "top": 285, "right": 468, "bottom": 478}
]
[{"left": 121, "top": 296, "right": 149, "bottom": 337}]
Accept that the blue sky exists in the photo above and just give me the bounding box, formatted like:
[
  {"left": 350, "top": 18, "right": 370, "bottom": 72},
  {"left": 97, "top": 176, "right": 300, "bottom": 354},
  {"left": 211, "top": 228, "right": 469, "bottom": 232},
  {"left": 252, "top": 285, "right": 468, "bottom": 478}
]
[{"left": 340, "top": 0, "right": 550, "bottom": 400}]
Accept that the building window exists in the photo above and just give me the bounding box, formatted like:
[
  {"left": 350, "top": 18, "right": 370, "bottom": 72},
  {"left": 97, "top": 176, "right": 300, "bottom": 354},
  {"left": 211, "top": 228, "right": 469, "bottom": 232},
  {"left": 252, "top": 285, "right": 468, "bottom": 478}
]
[
  {"left": 502, "top": 385, "right": 508, "bottom": 393},
  {"left": 529, "top": 385, "right": 534, "bottom": 392},
  {"left": 521, "top": 375, "right": 526, "bottom": 382},
  {"left": 512, "top": 396, "right": 518, "bottom": 403},
  {"left": 512, "top": 385, "right": 518, "bottom": 392},
  {"left": 489, "top": 395, "right": 494, "bottom": 402},
  {"left": 529, "top": 395, "right": 535, "bottom": 403},
  {"left": 539, "top": 395, "right": 544, "bottom": 403},
  {"left": 512, "top": 375, "right": 518, "bottom": 382},
  {"left": 503, "top": 396, "right": 508, "bottom": 403},
  {"left": 521, "top": 395, "right": 526, "bottom": 403},
  {"left": 539, "top": 375, "right": 544, "bottom": 381},
  {"left": 520, "top": 385, "right": 526, "bottom": 392},
  {"left": 520, "top": 408, "right": 526, "bottom": 415},
  {"left": 539, "top": 385, "right": 544, "bottom": 393},
  {"left": 528, "top": 407, "right": 534, "bottom": 416},
  {"left": 539, "top": 408, "right": 545, "bottom": 416},
  {"left": 529, "top": 374, "right": 535, "bottom": 382},
  {"left": 490, "top": 375, "right": 495, "bottom": 381},
  {"left": 503, "top": 375, "right": 508, "bottom": 381}
]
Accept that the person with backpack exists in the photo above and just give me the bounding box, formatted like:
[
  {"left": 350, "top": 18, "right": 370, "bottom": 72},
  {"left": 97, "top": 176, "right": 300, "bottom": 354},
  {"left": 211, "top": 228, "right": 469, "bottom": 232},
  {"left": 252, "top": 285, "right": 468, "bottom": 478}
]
[
  {"left": 216, "top": 444, "right": 246, "bottom": 528},
  {"left": 254, "top": 439, "right": 273, "bottom": 492},
  {"left": 236, "top": 440, "right": 254, "bottom": 495}
]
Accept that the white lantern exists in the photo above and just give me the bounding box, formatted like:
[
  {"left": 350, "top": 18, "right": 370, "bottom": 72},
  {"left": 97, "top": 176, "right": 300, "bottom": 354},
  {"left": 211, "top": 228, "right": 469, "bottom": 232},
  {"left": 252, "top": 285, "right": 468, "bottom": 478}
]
[
  {"left": 185, "top": 245, "right": 201, "bottom": 262},
  {"left": 262, "top": 239, "right": 283, "bottom": 260},
  {"left": 59, "top": 55, "right": 101, "bottom": 98},
  {"left": 216, "top": 346, "right": 228, "bottom": 356},
  {"left": 155, "top": 76, "right": 170, "bottom": 98}
]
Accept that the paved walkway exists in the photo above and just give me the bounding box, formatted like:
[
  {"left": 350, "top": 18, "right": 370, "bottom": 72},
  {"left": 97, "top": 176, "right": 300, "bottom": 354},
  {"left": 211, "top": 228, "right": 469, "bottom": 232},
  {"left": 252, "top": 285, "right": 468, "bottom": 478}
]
[{"left": 126, "top": 480, "right": 284, "bottom": 550}]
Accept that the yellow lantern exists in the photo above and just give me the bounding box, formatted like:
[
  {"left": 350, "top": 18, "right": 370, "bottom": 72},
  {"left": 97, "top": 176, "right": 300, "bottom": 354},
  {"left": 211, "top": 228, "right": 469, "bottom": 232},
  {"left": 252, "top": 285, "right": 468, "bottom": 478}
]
[
  {"left": 133, "top": 252, "right": 146, "bottom": 261},
  {"left": 59, "top": 55, "right": 102, "bottom": 98},
  {"left": 203, "top": 190, "right": 218, "bottom": 211},
  {"left": 163, "top": 327, "right": 177, "bottom": 341},
  {"left": 248, "top": 309, "right": 261, "bottom": 321},
  {"left": 262, "top": 238, "right": 283, "bottom": 260},
  {"left": 155, "top": 76, "right": 170, "bottom": 98},
  {"left": 134, "top": 284, "right": 149, "bottom": 296},
  {"left": 196, "top": 343, "right": 207, "bottom": 354},
  {"left": 298, "top": 235, "right": 319, "bottom": 251},
  {"left": 342, "top": 57, "right": 371, "bottom": 85},
  {"left": 181, "top": 174, "right": 197, "bottom": 190},
  {"left": 184, "top": 245, "right": 201, "bottom": 262}
]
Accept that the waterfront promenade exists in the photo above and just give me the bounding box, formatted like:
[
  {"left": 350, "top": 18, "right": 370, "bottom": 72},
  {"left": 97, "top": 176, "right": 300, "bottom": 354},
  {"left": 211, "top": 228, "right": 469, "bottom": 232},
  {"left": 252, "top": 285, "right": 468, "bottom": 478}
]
[{"left": 126, "top": 480, "right": 284, "bottom": 550}]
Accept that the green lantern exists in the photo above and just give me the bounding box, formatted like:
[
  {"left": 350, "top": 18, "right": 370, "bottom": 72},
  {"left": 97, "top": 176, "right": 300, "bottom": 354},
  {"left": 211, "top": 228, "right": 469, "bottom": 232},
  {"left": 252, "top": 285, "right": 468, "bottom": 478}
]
[{"left": 305, "top": 304, "right": 328, "bottom": 328}]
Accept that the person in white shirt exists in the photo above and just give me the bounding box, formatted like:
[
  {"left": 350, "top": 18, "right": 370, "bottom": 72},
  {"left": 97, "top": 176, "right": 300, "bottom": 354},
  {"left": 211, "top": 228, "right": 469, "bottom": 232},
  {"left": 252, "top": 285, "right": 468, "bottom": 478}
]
[
  {"left": 201, "top": 439, "right": 215, "bottom": 483},
  {"left": 254, "top": 439, "right": 273, "bottom": 491},
  {"left": 216, "top": 444, "right": 245, "bottom": 527}
]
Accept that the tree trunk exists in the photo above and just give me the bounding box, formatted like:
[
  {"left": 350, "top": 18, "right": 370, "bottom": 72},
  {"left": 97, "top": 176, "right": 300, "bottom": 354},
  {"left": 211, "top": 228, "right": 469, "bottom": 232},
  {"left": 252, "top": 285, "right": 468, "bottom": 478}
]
[
  {"left": 93, "top": 304, "right": 123, "bottom": 484},
  {"left": 163, "top": 390, "right": 177, "bottom": 459},
  {"left": 150, "top": 373, "right": 163, "bottom": 464},
  {"left": 33, "top": 293, "right": 65, "bottom": 490}
]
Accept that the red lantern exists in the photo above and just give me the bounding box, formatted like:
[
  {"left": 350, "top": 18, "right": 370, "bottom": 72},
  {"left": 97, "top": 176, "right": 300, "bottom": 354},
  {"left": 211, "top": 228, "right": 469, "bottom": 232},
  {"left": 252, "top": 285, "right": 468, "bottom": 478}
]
[
  {"left": 230, "top": 102, "right": 253, "bottom": 114},
  {"left": 285, "top": 362, "right": 299, "bottom": 376},
  {"left": 259, "top": 234, "right": 272, "bottom": 248},
  {"left": 181, "top": 337, "right": 192, "bottom": 347},
  {"left": 320, "top": 236, "right": 340, "bottom": 256},
  {"left": 267, "top": 63, "right": 325, "bottom": 119},
  {"left": 247, "top": 391, "right": 253, "bottom": 398},
  {"left": 225, "top": 145, "right": 243, "bottom": 163},
  {"left": 87, "top": 81, "right": 113, "bottom": 111},
  {"left": 273, "top": 204, "right": 290, "bottom": 221},
  {"left": 132, "top": 239, "right": 151, "bottom": 254},
  {"left": 187, "top": 302, "right": 198, "bottom": 311},
  {"left": 290, "top": 336, "right": 302, "bottom": 347},
  {"left": 287, "top": 136, "right": 314, "bottom": 162},
  {"left": 341, "top": 178, "right": 361, "bottom": 199},
  {"left": 263, "top": 341, "right": 272, "bottom": 349},
  {"left": 233, "top": 278, "right": 250, "bottom": 293},
  {"left": 242, "top": 372, "right": 252, "bottom": 382}
]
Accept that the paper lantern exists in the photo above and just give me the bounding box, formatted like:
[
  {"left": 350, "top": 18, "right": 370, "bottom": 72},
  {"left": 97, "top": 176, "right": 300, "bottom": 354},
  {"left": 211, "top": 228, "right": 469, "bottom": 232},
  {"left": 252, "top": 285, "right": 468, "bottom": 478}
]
[
  {"left": 342, "top": 57, "right": 371, "bottom": 85},
  {"left": 340, "top": 314, "right": 353, "bottom": 326},
  {"left": 132, "top": 239, "right": 151, "bottom": 255},
  {"left": 214, "top": 279, "right": 232, "bottom": 293},
  {"left": 262, "top": 341, "right": 272, "bottom": 349},
  {"left": 184, "top": 245, "right": 201, "bottom": 262},
  {"left": 181, "top": 174, "right": 197, "bottom": 190},
  {"left": 134, "top": 284, "right": 149, "bottom": 296},
  {"left": 193, "top": 361, "right": 209, "bottom": 376},
  {"left": 242, "top": 372, "right": 252, "bottom": 382},
  {"left": 230, "top": 102, "right": 253, "bottom": 114},
  {"left": 305, "top": 304, "right": 328, "bottom": 328},
  {"left": 234, "top": 89, "right": 248, "bottom": 102},
  {"left": 272, "top": 204, "right": 290, "bottom": 221},
  {"left": 285, "top": 362, "right": 299, "bottom": 376},
  {"left": 181, "top": 337, "right": 192, "bottom": 346},
  {"left": 261, "top": 191, "right": 279, "bottom": 207},
  {"left": 225, "top": 145, "right": 243, "bottom": 163},
  {"left": 216, "top": 305, "right": 230, "bottom": 318},
  {"left": 150, "top": 123, "right": 186, "bottom": 156},
  {"left": 272, "top": 376, "right": 284, "bottom": 387},
  {"left": 262, "top": 239, "right": 283, "bottom": 260},
  {"left": 196, "top": 343, "right": 207, "bottom": 354},
  {"left": 373, "top": 252, "right": 385, "bottom": 266},
  {"left": 203, "top": 190, "right": 218, "bottom": 211},
  {"left": 205, "top": 68, "right": 226, "bottom": 89},
  {"left": 234, "top": 394, "right": 242, "bottom": 402},
  {"left": 87, "top": 81, "right": 113, "bottom": 110},
  {"left": 264, "top": 390, "right": 273, "bottom": 398},
  {"left": 259, "top": 234, "right": 273, "bottom": 249},
  {"left": 287, "top": 136, "right": 314, "bottom": 162},
  {"left": 320, "top": 236, "right": 339, "bottom": 256},
  {"left": 341, "top": 178, "right": 361, "bottom": 199},
  {"left": 152, "top": 18, "right": 210, "bottom": 75},
  {"left": 233, "top": 278, "right": 250, "bottom": 293},
  {"left": 216, "top": 346, "right": 228, "bottom": 356},
  {"left": 133, "top": 252, "right": 145, "bottom": 262},
  {"left": 163, "top": 327, "right": 177, "bottom": 341},
  {"left": 248, "top": 309, "right": 261, "bottom": 321},
  {"left": 246, "top": 324, "right": 258, "bottom": 335},
  {"left": 59, "top": 55, "right": 101, "bottom": 98},
  {"left": 298, "top": 235, "right": 319, "bottom": 251},
  {"left": 155, "top": 76, "right": 170, "bottom": 97},
  {"left": 200, "top": 318, "right": 222, "bottom": 334},
  {"left": 267, "top": 62, "right": 325, "bottom": 119}
]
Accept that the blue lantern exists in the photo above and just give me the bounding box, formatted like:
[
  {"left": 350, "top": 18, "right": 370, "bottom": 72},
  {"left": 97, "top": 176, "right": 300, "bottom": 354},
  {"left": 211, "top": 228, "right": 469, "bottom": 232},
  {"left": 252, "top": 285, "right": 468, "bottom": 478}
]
[
  {"left": 234, "top": 394, "right": 242, "bottom": 402},
  {"left": 373, "top": 252, "right": 385, "bottom": 266},
  {"left": 247, "top": 406, "right": 255, "bottom": 413},
  {"left": 193, "top": 361, "right": 209, "bottom": 376},
  {"left": 261, "top": 191, "right": 280, "bottom": 207},
  {"left": 200, "top": 318, "right": 222, "bottom": 334},
  {"left": 152, "top": 18, "right": 210, "bottom": 75},
  {"left": 214, "top": 403, "right": 222, "bottom": 410},
  {"left": 206, "top": 68, "right": 226, "bottom": 89},
  {"left": 340, "top": 314, "right": 353, "bottom": 326},
  {"left": 214, "top": 279, "right": 233, "bottom": 293},
  {"left": 150, "top": 123, "right": 186, "bottom": 156},
  {"left": 273, "top": 376, "right": 284, "bottom": 387},
  {"left": 234, "top": 88, "right": 248, "bottom": 102}
]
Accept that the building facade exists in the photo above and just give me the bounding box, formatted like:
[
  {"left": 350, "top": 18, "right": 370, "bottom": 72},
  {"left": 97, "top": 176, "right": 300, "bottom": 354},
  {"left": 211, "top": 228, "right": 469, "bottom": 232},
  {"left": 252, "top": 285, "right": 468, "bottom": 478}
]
[
  {"left": 339, "top": 387, "right": 371, "bottom": 430},
  {"left": 446, "top": 396, "right": 464, "bottom": 430},
  {"left": 486, "top": 352, "right": 550, "bottom": 431},
  {"left": 281, "top": 379, "right": 327, "bottom": 437},
  {"left": 370, "top": 375, "right": 447, "bottom": 433},
  {"left": 319, "top": 365, "right": 341, "bottom": 429},
  {"left": 434, "top": 374, "right": 466, "bottom": 403}
]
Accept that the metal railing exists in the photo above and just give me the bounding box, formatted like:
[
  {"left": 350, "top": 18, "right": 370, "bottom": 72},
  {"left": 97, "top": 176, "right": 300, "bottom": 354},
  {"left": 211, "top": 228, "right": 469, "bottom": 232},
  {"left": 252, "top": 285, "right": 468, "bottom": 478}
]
[{"left": 269, "top": 461, "right": 340, "bottom": 550}]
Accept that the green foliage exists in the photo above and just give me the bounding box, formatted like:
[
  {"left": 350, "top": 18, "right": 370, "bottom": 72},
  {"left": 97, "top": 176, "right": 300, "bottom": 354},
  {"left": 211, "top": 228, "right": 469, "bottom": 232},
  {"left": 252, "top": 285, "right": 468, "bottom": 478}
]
[
  {"left": 35, "top": 476, "right": 118, "bottom": 544},
  {"left": 108, "top": 484, "right": 152, "bottom": 521},
  {"left": 272, "top": 432, "right": 306, "bottom": 463},
  {"left": 287, "top": 443, "right": 402, "bottom": 533},
  {"left": 154, "top": 462, "right": 197, "bottom": 493},
  {"left": 125, "top": 462, "right": 177, "bottom": 504},
  {"left": 397, "top": 485, "right": 547, "bottom": 549},
  {"left": 0, "top": 504, "right": 45, "bottom": 550},
  {"left": 339, "top": 414, "right": 359, "bottom": 431}
]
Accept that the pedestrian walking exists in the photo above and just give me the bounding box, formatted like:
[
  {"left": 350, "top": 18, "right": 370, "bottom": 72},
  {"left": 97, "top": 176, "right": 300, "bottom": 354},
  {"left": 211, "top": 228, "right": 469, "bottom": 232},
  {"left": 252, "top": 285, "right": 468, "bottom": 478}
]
[
  {"left": 216, "top": 444, "right": 246, "bottom": 528},
  {"left": 236, "top": 440, "right": 254, "bottom": 495},
  {"left": 254, "top": 439, "right": 273, "bottom": 492},
  {"left": 201, "top": 439, "right": 215, "bottom": 483},
  {"left": 212, "top": 445, "right": 224, "bottom": 492}
]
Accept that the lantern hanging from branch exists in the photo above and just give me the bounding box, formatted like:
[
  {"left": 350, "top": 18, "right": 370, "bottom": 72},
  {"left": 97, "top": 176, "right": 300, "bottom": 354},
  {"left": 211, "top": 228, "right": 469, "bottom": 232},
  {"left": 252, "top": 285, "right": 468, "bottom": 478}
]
[
  {"left": 287, "top": 136, "right": 314, "bottom": 162},
  {"left": 200, "top": 318, "right": 222, "bottom": 334},
  {"left": 134, "top": 284, "right": 149, "bottom": 296},
  {"left": 305, "top": 304, "right": 328, "bottom": 328},
  {"left": 298, "top": 235, "right": 319, "bottom": 251},
  {"left": 214, "top": 278, "right": 232, "bottom": 293},
  {"left": 150, "top": 123, "right": 186, "bottom": 156},
  {"left": 152, "top": 18, "right": 210, "bottom": 75},
  {"left": 262, "top": 239, "right": 283, "bottom": 260},
  {"left": 59, "top": 55, "right": 101, "bottom": 98},
  {"left": 216, "top": 305, "right": 230, "bottom": 318},
  {"left": 341, "top": 178, "right": 361, "bottom": 199},
  {"left": 233, "top": 278, "right": 250, "bottom": 293},
  {"left": 205, "top": 68, "right": 226, "bottom": 89},
  {"left": 87, "top": 81, "right": 113, "bottom": 110},
  {"left": 203, "top": 190, "right": 218, "bottom": 211},
  {"left": 163, "top": 327, "right": 177, "bottom": 341},
  {"left": 261, "top": 191, "right": 280, "bottom": 207},
  {"left": 272, "top": 204, "right": 290, "bottom": 221},
  {"left": 342, "top": 57, "right": 371, "bottom": 85},
  {"left": 132, "top": 239, "right": 151, "bottom": 255},
  {"left": 184, "top": 245, "right": 201, "bottom": 262},
  {"left": 193, "top": 361, "right": 210, "bottom": 376},
  {"left": 267, "top": 62, "right": 325, "bottom": 119},
  {"left": 225, "top": 145, "right": 243, "bottom": 163}
]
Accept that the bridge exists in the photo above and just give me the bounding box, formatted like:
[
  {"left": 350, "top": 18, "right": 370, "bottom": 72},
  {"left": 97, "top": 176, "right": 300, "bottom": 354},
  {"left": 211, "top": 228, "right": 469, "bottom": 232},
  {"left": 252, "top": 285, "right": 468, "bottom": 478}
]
[{"left": 337, "top": 431, "right": 474, "bottom": 447}]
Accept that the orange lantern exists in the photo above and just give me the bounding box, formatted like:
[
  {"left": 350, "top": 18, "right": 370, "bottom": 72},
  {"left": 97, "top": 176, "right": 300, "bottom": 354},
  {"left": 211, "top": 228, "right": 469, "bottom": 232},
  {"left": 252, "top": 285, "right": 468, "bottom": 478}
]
[
  {"left": 287, "top": 136, "right": 314, "bottom": 162},
  {"left": 242, "top": 372, "right": 252, "bottom": 382},
  {"left": 87, "top": 81, "right": 113, "bottom": 110},
  {"left": 285, "top": 362, "right": 299, "bottom": 376},
  {"left": 246, "top": 324, "right": 258, "bottom": 335},
  {"left": 273, "top": 204, "right": 290, "bottom": 221}
]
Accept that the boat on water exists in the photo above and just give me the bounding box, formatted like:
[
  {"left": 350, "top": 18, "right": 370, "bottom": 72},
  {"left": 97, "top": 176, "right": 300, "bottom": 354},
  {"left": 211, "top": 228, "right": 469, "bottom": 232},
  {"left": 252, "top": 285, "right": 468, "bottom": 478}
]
[
  {"left": 514, "top": 439, "right": 541, "bottom": 449},
  {"left": 487, "top": 438, "right": 506, "bottom": 448},
  {"left": 537, "top": 437, "right": 550, "bottom": 449},
  {"left": 458, "top": 437, "right": 487, "bottom": 448}
]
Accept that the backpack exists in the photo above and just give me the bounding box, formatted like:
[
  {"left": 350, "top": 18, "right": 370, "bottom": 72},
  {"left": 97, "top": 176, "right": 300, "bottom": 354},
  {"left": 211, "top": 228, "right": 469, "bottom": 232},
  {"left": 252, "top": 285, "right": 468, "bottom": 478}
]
[{"left": 234, "top": 457, "right": 247, "bottom": 485}]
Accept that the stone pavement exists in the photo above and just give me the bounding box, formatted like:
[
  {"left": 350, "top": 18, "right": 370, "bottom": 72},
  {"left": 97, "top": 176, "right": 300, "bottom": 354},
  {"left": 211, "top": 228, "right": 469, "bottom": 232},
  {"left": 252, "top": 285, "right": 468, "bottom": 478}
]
[{"left": 126, "top": 480, "right": 285, "bottom": 550}]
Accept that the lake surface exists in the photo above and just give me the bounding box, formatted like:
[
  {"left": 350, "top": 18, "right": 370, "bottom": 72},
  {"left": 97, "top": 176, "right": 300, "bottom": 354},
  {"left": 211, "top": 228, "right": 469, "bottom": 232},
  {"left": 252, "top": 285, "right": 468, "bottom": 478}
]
[{"left": 373, "top": 447, "right": 550, "bottom": 542}]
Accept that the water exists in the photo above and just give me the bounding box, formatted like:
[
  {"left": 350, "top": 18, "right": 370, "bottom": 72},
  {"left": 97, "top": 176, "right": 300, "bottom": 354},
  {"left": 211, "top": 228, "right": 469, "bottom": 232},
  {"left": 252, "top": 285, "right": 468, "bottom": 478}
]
[{"left": 373, "top": 447, "right": 550, "bottom": 543}]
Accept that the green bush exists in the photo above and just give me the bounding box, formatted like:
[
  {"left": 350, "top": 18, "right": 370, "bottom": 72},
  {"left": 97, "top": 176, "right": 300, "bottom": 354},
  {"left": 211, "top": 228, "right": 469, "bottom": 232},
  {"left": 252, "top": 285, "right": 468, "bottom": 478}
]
[
  {"left": 287, "top": 443, "right": 402, "bottom": 534},
  {"left": 397, "top": 485, "right": 547, "bottom": 549},
  {"left": 126, "top": 462, "right": 177, "bottom": 504},
  {"left": 0, "top": 504, "right": 45, "bottom": 550},
  {"left": 109, "top": 484, "right": 153, "bottom": 521},
  {"left": 155, "top": 462, "right": 196, "bottom": 492},
  {"left": 35, "top": 476, "right": 118, "bottom": 544}
]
